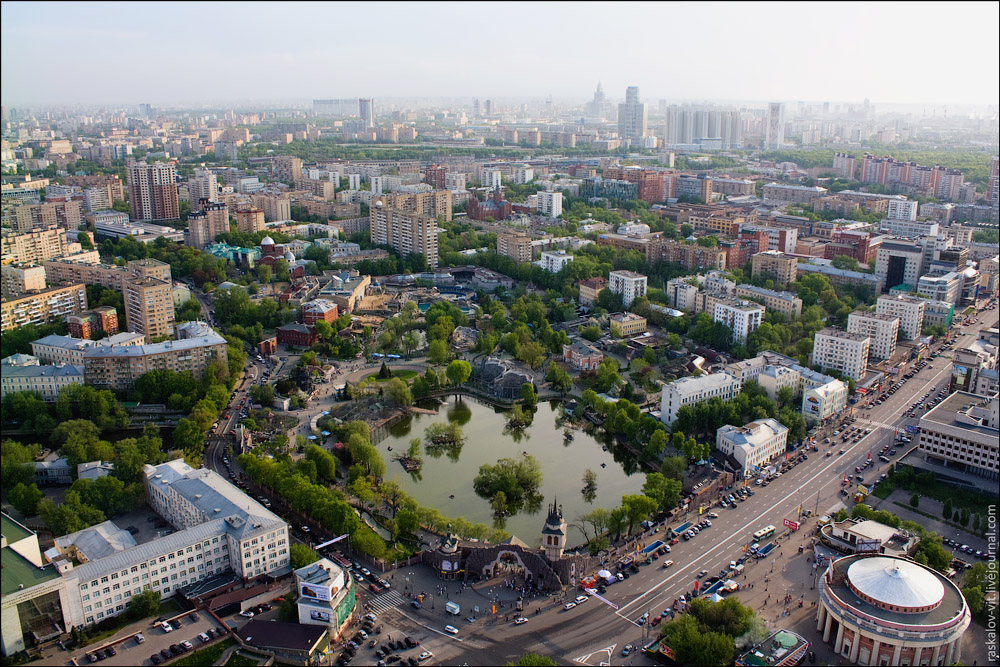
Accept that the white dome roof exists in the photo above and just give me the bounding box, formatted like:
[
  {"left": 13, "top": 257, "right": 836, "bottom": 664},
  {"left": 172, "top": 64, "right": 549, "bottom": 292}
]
[
  {"left": 261, "top": 235, "right": 275, "bottom": 245},
  {"left": 284, "top": 251, "right": 295, "bottom": 261},
  {"left": 847, "top": 557, "right": 943, "bottom": 608}
]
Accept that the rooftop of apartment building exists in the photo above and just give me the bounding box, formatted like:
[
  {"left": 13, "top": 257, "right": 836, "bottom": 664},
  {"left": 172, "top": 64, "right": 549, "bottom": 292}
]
[
  {"left": 815, "top": 327, "right": 870, "bottom": 342},
  {"left": 83, "top": 330, "right": 226, "bottom": 358}
]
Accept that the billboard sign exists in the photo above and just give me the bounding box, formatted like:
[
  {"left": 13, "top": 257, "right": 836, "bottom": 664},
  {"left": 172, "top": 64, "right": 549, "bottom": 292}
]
[
  {"left": 783, "top": 518, "right": 800, "bottom": 531},
  {"left": 856, "top": 538, "right": 881, "bottom": 553},
  {"left": 299, "top": 576, "right": 341, "bottom": 602},
  {"left": 310, "top": 610, "right": 331, "bottom": 622}
]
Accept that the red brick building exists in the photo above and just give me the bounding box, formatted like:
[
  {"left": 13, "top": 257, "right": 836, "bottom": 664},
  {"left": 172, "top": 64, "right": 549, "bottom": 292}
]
[
  {"left": 258, "top": 337, "right": 277, "bottom": 356},
  {"left": 424, "top": 165, "right": 447, "bottom": 190},
  {"left": 66, "top": 306, "right": 119, "bottom": 339},
  {"left": 300, "top": 299, "right": 339, "bottom": 326},
  {"left": 823, "top": 230, "right": 879, "bottom": 264},
  {"left": 276, "top": 323, "right": 317, "bottom": 347},
  {"left": 467, "top": 187, "right": 512, "bottom": 222}
]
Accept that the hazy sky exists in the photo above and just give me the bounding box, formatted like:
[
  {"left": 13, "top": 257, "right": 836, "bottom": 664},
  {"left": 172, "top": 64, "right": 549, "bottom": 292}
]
[{"left": 2, "top": 1, "right": 998, "bottom": 109}]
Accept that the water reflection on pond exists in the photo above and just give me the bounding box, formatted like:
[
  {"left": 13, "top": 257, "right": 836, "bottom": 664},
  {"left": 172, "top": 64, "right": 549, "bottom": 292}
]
[{"left": 379, "top": 395, "right": 644, "bottom": 548}]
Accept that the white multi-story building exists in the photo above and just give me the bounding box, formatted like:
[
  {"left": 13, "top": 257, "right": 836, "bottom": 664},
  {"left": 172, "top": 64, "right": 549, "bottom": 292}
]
[
  {"left": 536, "top": 250, "right": 574, "bottom": 273},
  {"left": 812, "top": 328, "right": 871, "bottom": 382},
  {"left": 847, "top": 311, "right": 900, "bottom": 361},
  {"left": 666, "top": 277, "right": 699, "bottom": 311},
  {"left": 608, "top": 270, "right": 648, "bottom": 308},
  {"left": 30, "top": 333, "right": 145, "bottom": 367},
  {"left": 885, "top": 198, "right": 918, "bottom": 221},
  {"left": 716, "top": 418, "right": 788, "bottom": 477},
  {"left": 660, "top": 372, "right": 742, "bottom": 426},
  {"left": 536, "top": 191, "right": 563, "bottom": 218},
  {"left": 876, "top": 294, "right": 925, "bottom": 341},
  {"left": 510, "top": 165, "right": 534, "bottom": 184},
  {"left": 0, "top": 363, "right": 84, "bottom": 401},
  {"left": 712, "top": 298, "right": 765, "bottom": 345},
  {"left": 0, "top": 461, "right": 290, "bottom": 656},
  {"left": 187, "top": 169, "right": 218, "bottom": 205},
  {"left": 444, "top": 173, "right": 466, "bottom": 191},
  {"left": 481, "top": 169, "right": 503, "bottom": 189},
  {"left": 918, "top": 392, "right": 998, "bottom": 483},
  {"left": 917, "top": 272, "right": 964, "bottom": 306},
  {"left": 879, "top": 219, "right": 940, "bottom": 238},
  {"left": 803, "top": 379, "right": 849, "bottom": 423}
]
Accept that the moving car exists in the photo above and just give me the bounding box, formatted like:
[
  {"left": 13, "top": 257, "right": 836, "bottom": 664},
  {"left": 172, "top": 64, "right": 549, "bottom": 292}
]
[{"left": 444, "top": 624, "right": 459, "bottom": 634}]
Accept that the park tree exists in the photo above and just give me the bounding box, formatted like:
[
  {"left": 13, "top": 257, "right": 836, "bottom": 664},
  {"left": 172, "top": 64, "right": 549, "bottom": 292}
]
[
  {"left": 8, "top": 482, "right": 44, "bottom": 516},
  {"left": 445, "top": 360, "right": 472, "bottom": 386},
  {"left": 428, "top": 339, "right": 449, "bottom": 364},
  {"left": 520, "top": 383, "right": 537, "bottom": 407},
  {"left": 384, "top": 377, "right": 413, "bottom": 407},
  {"left": 290, "top": 542, "right": 319, "bottom": 569},
  {"left": 621, "top": 494, "right": 658, "bottom": 535},
  {"left": 942, "top": 497, "right": 953, "bottom": 521}
]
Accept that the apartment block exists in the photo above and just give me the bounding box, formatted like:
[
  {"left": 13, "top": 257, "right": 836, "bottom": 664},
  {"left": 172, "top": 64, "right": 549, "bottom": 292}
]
[
  {"left": 1, "top": 264, "right": 46, "bottom": 298},
  {"left": 235, "top": 208, "right": 266, "bottom": 235},
  {"left": 127, "top": 161, "right": 179, "bottom": 222},
  {"left": 1, "top": 226, "right": 75, "bottom": 264},
  {"left": 751, "top": 250, "right": 798, "bottom": 288},
  {"left": 537, "top": 251, "right": 574, "bottom": 273},
  {"left": 496, "top": 231, "right": 533, "bottom": 264},
  {"left": 666, "top": 277, "right": 700, "bottom": 311},
  {"left": 734, "top": 284, "right": 803, "bottom": 319},
  {"left": 577, "top": 276, "right": 606, "bottom": 307},
  {"left": 64, "top": 174, "right": 124, "bottom": 201},
  {"left": 536, "top": 191, "right": 563, "bottom": 218},
  {"left": 187, "top": 169, "right": 218, "bottom": 205},
  {"left": 295, "top": 178, "right": 337, "bottom": 201},
  {"left": 660, "top": 372, "right": 742, "bottom": 426},
  {"left": 84, "top": 327, "right": 228, "bottom": 390},
  {"left": 274, "top": 156, "right": 303, "bottom": 184},
  {"left": 761, "top": 183, "right": 828, "bottom": 205},
  {"left": 369, "top": 206, "right": 439, "bottom": 269},
  {"left": 645, "top": 237, "right": 727, "bottom": 271},
  {"left": 66, "top": 306, "right": 119, "bottom": 339},
  {"left": 716, "top": 419, "right": 788, "bottom": 477},
  {"left": 712, "top": 298, "right": 765, "bottom": 345},
  {"left": 251, "top": 193, "right": 292, "bottom": 222},
  {"left": 185, "top": 201, "right": 230, "bottom": 250},
  {"left": 374, "top": 191, "right": 453, "bottom": 222},
  {"left": 445, "top": 173, "right": 466, "bottom": 190},
  {"left": 847, "top": 310, "right": 899, "bottom": 361},
  {"left": 738, "top": 224, "right": 798, "bottom": 254},
  {"left": 1, "top": 283, "right": 88, "bottom": 331},
  {"left": 811, "top": 328, "right": 871, "bottom": 381},
  {"left": 8, "top": 201, "right": 83, "bottom": 232},
  {"left": 916, "top": 272, "right": 964, "bottom": 306},
  {"left": 123, "top": 278, "right": 175, "bottom": 340},
  {"left": 30, "top": 333, "right": 144, "bottom": 366},
  {"left": 608, "top": 270, "right": 648, "bottom": 308},
  {"left": 0, "top": 363, "right": 84, "bottom": 401}
]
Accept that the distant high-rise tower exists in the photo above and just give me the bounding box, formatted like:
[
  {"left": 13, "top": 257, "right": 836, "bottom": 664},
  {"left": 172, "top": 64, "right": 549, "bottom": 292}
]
[
  {"left": 484, "top": 99, "right": 493, "bottom": 117},
  {"left": 587, "top": 83, "right": 608, "bottom": 119},
  {"left": 127, "top": 161, "right": 179, "bottom": 222},
  {"left": 617, "top": 86, "right": 647, "bottom": 148},
  {"left": 473, "top": 99, "right": 481, "bottom": 117},
  {"left": 765, "top": 102, "right": 786, "bottom": 149},
  {"left": 359, "top": 98, "right": 374, "bottom": 129}
]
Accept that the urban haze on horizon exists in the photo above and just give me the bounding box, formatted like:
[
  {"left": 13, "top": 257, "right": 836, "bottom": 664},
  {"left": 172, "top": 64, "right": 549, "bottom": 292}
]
[{"left": 1, "top": 1, "right": 999, "bottom": 111}]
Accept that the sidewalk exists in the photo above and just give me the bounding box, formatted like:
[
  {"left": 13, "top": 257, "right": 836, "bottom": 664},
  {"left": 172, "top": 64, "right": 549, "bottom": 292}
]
[{"left": 867, "top": 489, "right": 990, "bottom": 551}]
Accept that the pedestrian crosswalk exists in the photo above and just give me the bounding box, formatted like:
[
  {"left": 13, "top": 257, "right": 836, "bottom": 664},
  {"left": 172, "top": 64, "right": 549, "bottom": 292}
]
[
  {"left": 855, "top": 418, "right": 907, "bottom": 435},
  {"left": 365, "top": 589, "right": 406, "bottom": 615}
]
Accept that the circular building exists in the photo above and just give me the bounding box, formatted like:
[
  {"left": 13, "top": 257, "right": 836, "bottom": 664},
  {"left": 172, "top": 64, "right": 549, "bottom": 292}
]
[{"left": 816, "top": 554, "right": 970, "bottom": 666}]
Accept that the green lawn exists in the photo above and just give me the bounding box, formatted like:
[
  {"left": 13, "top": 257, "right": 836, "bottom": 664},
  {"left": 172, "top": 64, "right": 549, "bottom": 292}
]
[
  {"left": 171, "top": 637, "right": 236, "bottom": 667},
  {"left": 224, "top": 651, "right": 266, "bottom": 667},
  {"left": 365, "top": 369, "right": 418, "bottom": 382}
]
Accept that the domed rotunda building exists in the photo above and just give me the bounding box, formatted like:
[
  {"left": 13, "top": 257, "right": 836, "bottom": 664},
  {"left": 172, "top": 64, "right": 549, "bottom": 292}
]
[{"left": 816, "top": 554, "right": 970, "bottom": 666}]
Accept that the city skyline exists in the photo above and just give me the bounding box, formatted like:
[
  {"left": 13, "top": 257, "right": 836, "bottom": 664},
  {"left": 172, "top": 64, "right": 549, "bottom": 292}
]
[{"left": 2, "top": 1, "right": 998, "bottom": 109}]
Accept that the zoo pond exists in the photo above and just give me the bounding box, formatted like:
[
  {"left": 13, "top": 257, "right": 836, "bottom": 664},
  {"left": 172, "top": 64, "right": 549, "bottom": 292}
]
[{"left": 378, "top": 395, "right": 645, "bottom": 548}]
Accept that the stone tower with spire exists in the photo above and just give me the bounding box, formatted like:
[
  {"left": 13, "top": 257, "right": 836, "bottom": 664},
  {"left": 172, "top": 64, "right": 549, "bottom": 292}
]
[{"left": 541, "top": 497, "right": 567, "bottom": 561}]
